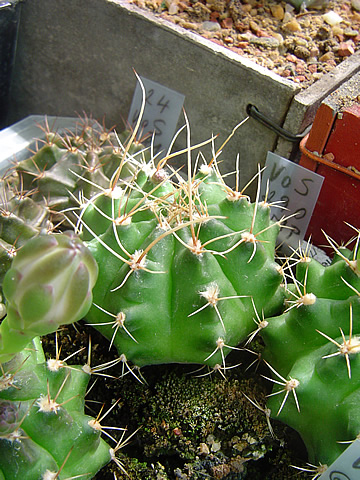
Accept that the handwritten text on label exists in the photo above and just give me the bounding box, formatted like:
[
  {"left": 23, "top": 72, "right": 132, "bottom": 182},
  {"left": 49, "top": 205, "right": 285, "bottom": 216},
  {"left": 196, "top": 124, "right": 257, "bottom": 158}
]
[{"left": 260, "top": 152, "right": 324, "bottom": 250}]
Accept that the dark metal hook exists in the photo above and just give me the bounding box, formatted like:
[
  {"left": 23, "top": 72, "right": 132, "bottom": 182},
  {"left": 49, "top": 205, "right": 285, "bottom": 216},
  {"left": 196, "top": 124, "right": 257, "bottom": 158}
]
[{"left": 246, "top": 104, "right": 312, "bottom": 143}]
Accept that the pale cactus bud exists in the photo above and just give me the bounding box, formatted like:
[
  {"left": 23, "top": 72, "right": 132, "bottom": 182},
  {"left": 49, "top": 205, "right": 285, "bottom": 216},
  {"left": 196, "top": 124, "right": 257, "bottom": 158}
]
[{"left": 2, "top": 232, "right": 98, "bottom": 337}]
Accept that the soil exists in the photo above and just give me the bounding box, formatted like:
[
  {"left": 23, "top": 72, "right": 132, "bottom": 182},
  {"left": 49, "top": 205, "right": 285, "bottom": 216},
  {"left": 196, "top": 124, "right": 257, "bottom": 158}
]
[{"left": 126, "top": 0, "right": 360, "bottom": 88}]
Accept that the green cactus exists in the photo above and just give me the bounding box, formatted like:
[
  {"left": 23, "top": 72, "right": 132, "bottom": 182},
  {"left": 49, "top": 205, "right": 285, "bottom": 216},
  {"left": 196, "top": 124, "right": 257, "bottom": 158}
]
[
  {"left": 261, "top": 234, "right": 360, "bottom": 467},
  {"left": 0, "top": 180, "right": 53, "bottom": 284},
  {"left": 0, "top": 231, "right": 98, "bottom": 363},
  {"left": 0, "top": 336, "right": 111, "bottom": 480},
  {"left": 80, "top": 149, "right": 286, "bottom": 368},
  {"left": 13, "top": 118, "right": 145, "bottom": 213},
  {"left": 0, "top": 117, "right": 149, "bottom": 285}
]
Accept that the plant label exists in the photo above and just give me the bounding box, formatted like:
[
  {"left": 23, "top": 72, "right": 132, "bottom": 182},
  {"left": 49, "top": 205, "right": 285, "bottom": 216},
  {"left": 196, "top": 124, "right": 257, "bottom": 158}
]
[
  {"left": 128, "top": 76, "right": 185, "bottom": 157},
  {"left": 260, "top": 151, "right": 324, "bottom": 249},
  {"left": 318, "top": 439, "right": 360, "bottom": 480}
]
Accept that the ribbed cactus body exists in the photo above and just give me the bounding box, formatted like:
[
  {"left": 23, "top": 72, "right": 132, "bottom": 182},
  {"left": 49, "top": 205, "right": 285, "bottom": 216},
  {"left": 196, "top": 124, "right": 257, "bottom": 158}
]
[
  {"left": 83, "top": 166, "right": 284, "bottom": 367},
  {"left": 262, "top": 243, "right": 360, "bottom": 466},
  {"left": 0, "top": 338, "right": 111, "bottom": 480},
  {"left": 14, "top": 125, "right": 141, "bottom": 212},
  {"left": 0, "top": 120, "right": 149, "bottom": 286}
]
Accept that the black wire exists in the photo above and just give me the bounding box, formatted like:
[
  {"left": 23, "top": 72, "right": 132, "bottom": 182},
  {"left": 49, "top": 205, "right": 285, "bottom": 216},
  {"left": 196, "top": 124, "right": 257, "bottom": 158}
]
[{"left": 246, "top": 104, "right": 312, "bottom": 143}]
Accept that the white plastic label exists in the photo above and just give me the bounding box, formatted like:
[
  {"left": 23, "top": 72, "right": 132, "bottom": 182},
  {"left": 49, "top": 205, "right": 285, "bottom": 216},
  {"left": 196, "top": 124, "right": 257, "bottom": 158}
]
[
  {"left": 318, "top": 439, "right": 360, "bottom": 480},
  {"left": 260, "top": 151, "right": 324, "bottom": 249},
  {"left": 128, "top": 76, "right": 185, "bottom": 157}
]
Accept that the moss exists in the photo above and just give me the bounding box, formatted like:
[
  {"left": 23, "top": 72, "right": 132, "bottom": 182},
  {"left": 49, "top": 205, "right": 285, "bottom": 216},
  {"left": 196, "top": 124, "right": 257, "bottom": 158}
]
[{"left": 42, "top": 324, "right": 309, "bottom": 479}]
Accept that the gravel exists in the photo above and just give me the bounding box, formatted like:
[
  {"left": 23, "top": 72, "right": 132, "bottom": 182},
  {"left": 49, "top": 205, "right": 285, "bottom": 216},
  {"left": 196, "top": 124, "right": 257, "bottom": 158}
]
[{"left": 127, "top": 0, "right": 360, "bottom": 88}]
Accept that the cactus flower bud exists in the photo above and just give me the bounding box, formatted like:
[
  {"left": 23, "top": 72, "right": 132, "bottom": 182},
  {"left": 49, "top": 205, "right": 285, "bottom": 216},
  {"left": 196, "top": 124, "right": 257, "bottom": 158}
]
[{"left": 0, "top": 232, "right": 98, "bottom": 363}]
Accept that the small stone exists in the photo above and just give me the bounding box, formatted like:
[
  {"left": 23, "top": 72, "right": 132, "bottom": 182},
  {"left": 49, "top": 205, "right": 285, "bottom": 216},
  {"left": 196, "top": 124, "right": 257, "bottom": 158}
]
[
  {"left": 323, "top": 152, "right": 335, "bottom": 161},
  {"left": 241, "top": 4, "right": 252, "bottom": 13},
  {"left": 249, "top": 36, "right": 280, "bottom": 48},
  {"left": 294, "top": 45, "right": 311, "bottom": 59},
  {"left": 249, "top": 20, "right": 260, "bottom": 33},
  {"left": 282, "top": 11, "right": 293, "bottom": 24},
  {"left": 308, "top": 63, "right": 318, "bottom": 73},
  {"left": 300, "top": 17, "right": 311, "bottom": 28},
  {"left": 323, "top": 11, "right": 343, "bottom": 26},
  {"left": 210, "top": 11, "right": 220, "bottom": 21},
  {"left": 283, "top": 19, "right": 302, "bottom": 32},
  {"left": 344, "top": 28, "right": 359, "bottom": 37},
  {"left": 168, "top": 1, "right": 179, "bottom": 15},
  {"left": 319, "top": 51, "right": 335, "bottom": 62},
  {"left": 294, "top": 75, "right": 307, "bottom": 83},
  {"left": 281, "top": 69, "right": 292, "bottom": 77},
  {"left": 295, "top": 62, "right": 306, "bottom": 74},
  {"left": 224, "top": 35, "right": 234, "bottom": 43},
  {"left": 309, "top": 46, "right": 320, "bottom": 57},
  {"left": 332, "top": 26, "right": 344, "bottom": 36},
  {"left": 295, "top": 37, "right": 308, "bottom": 47},
  {"left": 337, "top": 41, "right": 355, "bottom": 56},
  {"left": 201, "top": 20, "right": 221, "bottom": 31},
  {"left": 270, "top": 4, "right": 285, "bottom": 20},
  {"left": 221, "top": 16, "right": 233, "bottom": 29},
  {"left": 211, "top": 441, "right": 222, "bottom": 452},
  {"left": 198, "top": 443, "right": 210, "bottom": 456},
  {"left": 272, "top": 32, "right": 284, "bottom": 45},
  {"left": 286, "top": 53, "right": 298, "bottom": 63},
  {"left": 307, "top": 56, "right": 318, "bottom": 64},
  {"left": 351, "top": 0, "right": 360, "bottom": 12}
]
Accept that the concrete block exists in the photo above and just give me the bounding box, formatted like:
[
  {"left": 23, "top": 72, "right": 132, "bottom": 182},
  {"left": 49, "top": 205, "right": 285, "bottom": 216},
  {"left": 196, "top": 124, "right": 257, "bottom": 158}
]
[
  {"left": 0, "top": 0, "right": 21, "bottom": 129},
  {"left": 6, "top": 0, "right": 360, "bottom": 195}
]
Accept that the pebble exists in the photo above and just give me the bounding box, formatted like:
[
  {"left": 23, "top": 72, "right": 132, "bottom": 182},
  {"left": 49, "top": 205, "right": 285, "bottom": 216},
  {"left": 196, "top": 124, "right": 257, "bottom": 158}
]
[
  {"left": 201, "top": 20, "right": 221, "bottom": 31},
  {"left": 221, "top": 17, "right": 233, "bottom": 29},
  {"left": 294, "top": 45, "right": 311, "bottom": 59},
  {"left": 249, "top": 20, "right": 260, "bottom": 33},
  {"left": 319, "top": 51, "right": 335, "bottom": 61},
  {"left": 323, "top": 11, "right": 343, "bottom": 26},
  {"left": 344, "top": 28, "right": 359, "bottom": 37},
  {"left": 249, "top": 36, "right": 280, "bottom": 48},
  {"left": 283, "top": 19, "right": 302, "bottom": 32},
  {"left": 270, "top": 4, "right": 285, "bottom": 20},
  {"left": 168, "top": 1, "right": 179, "bottom": 15},
  {"left": 332, "top": 26, "right": 344, "bottom": 36},
  {"left": 337, "top": 41, "right": 355, "bottom": 56},
  {"left": 352, "top": 0, "right": 360, "bottom": 11}
]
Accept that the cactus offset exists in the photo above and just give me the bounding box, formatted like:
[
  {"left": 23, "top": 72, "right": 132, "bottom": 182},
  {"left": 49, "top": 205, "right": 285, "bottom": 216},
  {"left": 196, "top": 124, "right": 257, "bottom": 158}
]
[
  {"left": 261, "top": 233, "right": 360, "bottom": 467},
  {"left": 0, "top": 337, "right": 111, "bottom": 480}
]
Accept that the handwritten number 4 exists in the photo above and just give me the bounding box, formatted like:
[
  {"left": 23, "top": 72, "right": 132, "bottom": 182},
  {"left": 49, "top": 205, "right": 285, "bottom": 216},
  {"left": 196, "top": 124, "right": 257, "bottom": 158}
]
[{"left": 157, "top": 95, "right": 170, "bottom": 113}]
